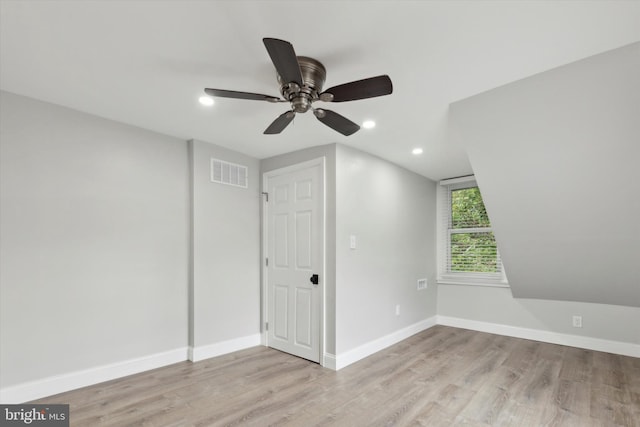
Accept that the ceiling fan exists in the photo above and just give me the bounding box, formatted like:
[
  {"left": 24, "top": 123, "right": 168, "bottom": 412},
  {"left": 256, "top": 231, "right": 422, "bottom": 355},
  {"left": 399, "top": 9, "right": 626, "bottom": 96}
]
[{"left": 204, "top": 38, "right": 393, "bottom": 136}]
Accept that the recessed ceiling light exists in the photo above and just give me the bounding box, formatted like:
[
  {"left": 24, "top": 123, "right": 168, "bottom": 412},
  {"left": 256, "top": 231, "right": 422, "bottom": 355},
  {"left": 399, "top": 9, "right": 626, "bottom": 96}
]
[
  {"left": 412, "top": 148, "right": 423, "bottom": 155},
  {"left": 362, "top": 120, "right": 376, "bottom": 129},
  {"left": 199, "top": 96, "right": 214, "bottom": 106}
]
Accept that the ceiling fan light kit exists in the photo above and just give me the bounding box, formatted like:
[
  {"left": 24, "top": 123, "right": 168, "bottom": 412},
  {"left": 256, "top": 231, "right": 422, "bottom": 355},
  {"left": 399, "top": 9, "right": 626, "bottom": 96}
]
[{"left": 204, "top": 38, "right": 393, "bottom": 136}]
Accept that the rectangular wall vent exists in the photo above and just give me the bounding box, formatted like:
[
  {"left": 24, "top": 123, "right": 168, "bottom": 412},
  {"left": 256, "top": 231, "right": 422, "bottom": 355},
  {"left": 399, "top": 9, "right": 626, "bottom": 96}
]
[{"left": 211, "top": 158, "right": 248, "bottom": 188}]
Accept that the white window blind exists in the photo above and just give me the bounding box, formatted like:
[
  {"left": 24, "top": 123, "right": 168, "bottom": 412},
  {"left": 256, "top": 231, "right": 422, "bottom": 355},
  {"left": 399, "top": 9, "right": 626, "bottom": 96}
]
[{"left": 437, "top": 176, "right": 507, "bottom": 286}]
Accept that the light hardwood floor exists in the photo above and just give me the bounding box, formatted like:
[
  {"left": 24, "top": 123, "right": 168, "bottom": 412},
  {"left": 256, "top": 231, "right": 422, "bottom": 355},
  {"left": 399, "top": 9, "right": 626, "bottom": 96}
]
[{"left": 33, "top": 326, "right": 640, "bottom": 426}]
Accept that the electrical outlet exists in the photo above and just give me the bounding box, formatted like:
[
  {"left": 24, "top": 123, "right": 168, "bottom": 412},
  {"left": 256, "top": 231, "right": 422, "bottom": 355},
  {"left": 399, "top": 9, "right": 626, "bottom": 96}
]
[
  {"left": 572, "top": 315, "right": 582, "bottom": 328},
  {"left": 417, "top": 278, "right": 427, "bottom": 290},
  {"left": 395, "top": 305, "right": 400, "bottom": 316}
]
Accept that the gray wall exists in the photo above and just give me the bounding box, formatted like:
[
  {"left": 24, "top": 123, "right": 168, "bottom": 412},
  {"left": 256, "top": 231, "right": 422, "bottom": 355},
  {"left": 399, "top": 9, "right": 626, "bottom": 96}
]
[
  {"left": 5, "top": 45, "right": 636, "bottom": 395},
  {"left": 0, "top": 91, "right": 189, "bottom": 388},
  {"left": 334, "top": 145, "right": 437, "bottom": 354},
  {"left": 262, "top": 144, "right": 438, "bottom": 357},
  {"left": 438, "top": 285, "right": 640, "bottom": 345},
  {"left": 449, "top": 42, "right": 640, "bottom": 307},
  {"left": 189, "top": 139, "right": 260, "bottom": 350}
]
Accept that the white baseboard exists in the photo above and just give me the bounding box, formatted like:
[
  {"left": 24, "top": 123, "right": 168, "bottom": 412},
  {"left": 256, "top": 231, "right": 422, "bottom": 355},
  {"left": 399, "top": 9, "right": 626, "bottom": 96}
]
[
  {"left": 437, "top": 316, "right": 640, "bottom": 358},
  {"left": 334, "top": 316, "right": 438, "bottom": 370},
  {"left": 188, "top": 333, "right": 261, "bottom": 362},
  {"left": 5, "top": 319, "right": 633, "bottom": 403},
  {"left": 322, "top": 353, "right": 337, "bottom": 370},
  {"left": 0, "top": 347, "right": 188, "bottom": 404}
]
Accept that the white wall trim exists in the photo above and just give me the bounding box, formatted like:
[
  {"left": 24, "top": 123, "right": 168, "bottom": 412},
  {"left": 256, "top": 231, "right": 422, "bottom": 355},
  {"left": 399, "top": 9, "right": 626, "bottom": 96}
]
[
  {"left": 437, "top": 316, "right": 640, "bottom": 358},
  {"left": 188, "top": 333, "right": 262, "bottom": 362},
  {"left": 4, "top": 318, "right": 636, "bottom": 403},
  {"left": 322, "top": 353, "right": 337, "bottom": 370},
  {"left": 334, "top": 316, "right": 438, "bottom": 371},
  {"left": 0, "top": 347, "right": 188, "bottom": 404}
]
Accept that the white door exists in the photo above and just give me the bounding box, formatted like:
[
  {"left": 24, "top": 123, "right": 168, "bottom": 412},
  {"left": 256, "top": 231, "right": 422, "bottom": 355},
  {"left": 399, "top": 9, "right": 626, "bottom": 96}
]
[{"left": 264, "top": 159, "right": 323, "bottom": 363}]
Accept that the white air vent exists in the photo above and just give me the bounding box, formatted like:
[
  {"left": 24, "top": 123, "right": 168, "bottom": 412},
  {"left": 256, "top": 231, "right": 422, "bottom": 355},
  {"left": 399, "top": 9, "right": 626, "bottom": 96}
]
[{"left": 211, "top": 158, "right": 248, "bottom": 188}]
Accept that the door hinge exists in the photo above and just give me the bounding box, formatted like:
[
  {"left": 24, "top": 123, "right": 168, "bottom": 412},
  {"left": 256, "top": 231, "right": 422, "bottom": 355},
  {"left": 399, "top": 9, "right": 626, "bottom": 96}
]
[
  {"left": 265, "top": 322, "right": 268, "bottom": 331},
  {"left": 261, "top": 192, "right": 269, "bottom": 202},
  {"left": 265, "top": 257, "right": 269, "bottom": 266}
]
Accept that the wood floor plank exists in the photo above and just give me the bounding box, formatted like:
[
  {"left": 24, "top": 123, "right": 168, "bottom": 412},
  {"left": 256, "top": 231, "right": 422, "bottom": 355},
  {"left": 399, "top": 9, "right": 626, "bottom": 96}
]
[
  {"left": 457, "top": 384, "right": 510, "bottom": 425},
  {"left": 412, "top": 401, "right": 460, "bottom": 427},
  {"left": 493, "top": 399, "right": 546, "bottom": 427},
  {"left": 559, "top": 347, "right": 594, "bottom": 382},
  {"left": 554, "top": 378, "right": 591, "bottom": 416},
  {"left": 590, "top": 384, "right": 639, "bottom": 427},
  {"left": 31, "top": 326, "right": 640, "bottom": 426}
]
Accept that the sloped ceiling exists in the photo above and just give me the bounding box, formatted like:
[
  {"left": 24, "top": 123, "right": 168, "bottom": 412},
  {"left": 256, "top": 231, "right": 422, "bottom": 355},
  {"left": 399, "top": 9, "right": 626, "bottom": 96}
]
[
  {"left": 450, "top": 42, "right": 640, "bottom": 307},
  {"left": 1, "top": 1, "right": 639, "bottom": 181}
]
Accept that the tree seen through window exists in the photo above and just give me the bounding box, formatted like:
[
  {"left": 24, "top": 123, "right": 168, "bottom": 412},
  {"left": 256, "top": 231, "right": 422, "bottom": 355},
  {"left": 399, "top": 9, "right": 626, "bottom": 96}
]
[{"left": 450, "top": 187, "right": 499, "bottom": 273}]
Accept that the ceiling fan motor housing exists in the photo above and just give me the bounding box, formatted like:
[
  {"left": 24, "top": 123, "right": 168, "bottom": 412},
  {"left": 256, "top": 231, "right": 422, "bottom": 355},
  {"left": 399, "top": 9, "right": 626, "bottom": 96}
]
[{"left": 277, "top": 56, "right": 326, "bottom": 113}]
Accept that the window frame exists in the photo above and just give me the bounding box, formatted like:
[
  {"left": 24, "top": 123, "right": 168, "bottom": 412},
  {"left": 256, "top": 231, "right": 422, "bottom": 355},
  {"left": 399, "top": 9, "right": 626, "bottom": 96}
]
[{"left": 437, "top": 176, "right": 508, "bottom": 287}]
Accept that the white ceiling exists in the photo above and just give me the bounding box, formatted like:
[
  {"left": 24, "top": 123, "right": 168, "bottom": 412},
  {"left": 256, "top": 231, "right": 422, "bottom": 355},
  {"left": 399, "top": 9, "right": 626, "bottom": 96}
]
[{"left": 1, "top": 1, "right": 638, "bottom": 181}]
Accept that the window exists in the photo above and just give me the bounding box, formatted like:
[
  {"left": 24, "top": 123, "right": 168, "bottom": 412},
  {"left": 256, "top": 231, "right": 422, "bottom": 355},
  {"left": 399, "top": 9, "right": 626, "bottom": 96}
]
[{"left": 437, "top": 176, "right": 508, "bottom": 286}]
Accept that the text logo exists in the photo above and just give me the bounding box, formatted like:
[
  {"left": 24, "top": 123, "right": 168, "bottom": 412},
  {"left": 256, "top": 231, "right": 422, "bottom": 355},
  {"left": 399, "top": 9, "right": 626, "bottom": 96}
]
[{"left": 1, "top": 405, "right": 69, "bottom": 426}]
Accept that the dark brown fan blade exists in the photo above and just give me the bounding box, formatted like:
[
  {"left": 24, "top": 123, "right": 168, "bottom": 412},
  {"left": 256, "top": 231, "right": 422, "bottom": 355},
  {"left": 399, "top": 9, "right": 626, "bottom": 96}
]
[
  {"left": 204, "top": 88, "right": 282, "bottom": 102},
  {"left": 264, "top": 111, "right": 295, "bottom": 134},
  {"left": 320, "top": 75, "right": 393, "bottom": 102},
  {"left": 263, "top": 38, "right": 303, "bottom": 86},
  {"left": 314, "top": 109, "right": 360, "bottom": 136}
]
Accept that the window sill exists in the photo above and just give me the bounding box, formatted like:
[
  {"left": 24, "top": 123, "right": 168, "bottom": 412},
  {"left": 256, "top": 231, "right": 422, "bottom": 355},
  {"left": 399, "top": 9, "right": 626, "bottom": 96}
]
[{"left": 437, "top": 279, "right": 510, "bottom": 288}]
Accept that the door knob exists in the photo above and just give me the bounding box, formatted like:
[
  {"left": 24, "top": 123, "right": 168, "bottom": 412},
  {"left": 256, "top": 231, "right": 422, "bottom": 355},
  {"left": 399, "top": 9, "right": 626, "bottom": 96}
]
[{"left": 310, "top": 274, "right": 319, "bottom": 285}]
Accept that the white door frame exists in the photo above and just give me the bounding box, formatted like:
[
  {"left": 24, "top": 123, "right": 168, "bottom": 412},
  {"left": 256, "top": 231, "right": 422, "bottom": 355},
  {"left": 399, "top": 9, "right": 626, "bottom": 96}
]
[{"left": 262, "top": 157, "right": 326, "bottom": 365}]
